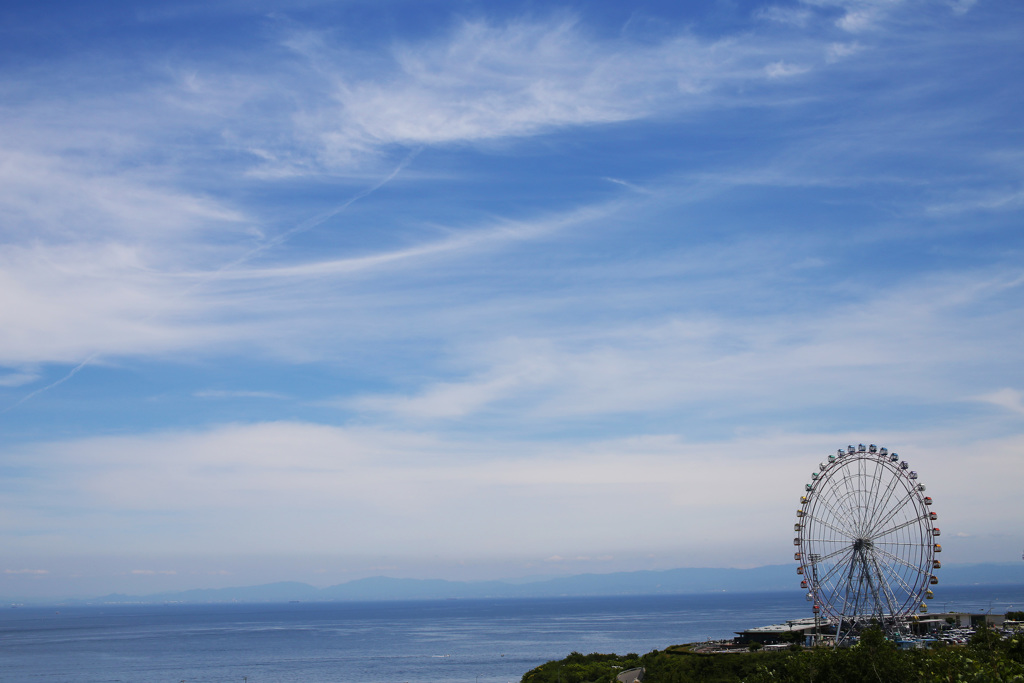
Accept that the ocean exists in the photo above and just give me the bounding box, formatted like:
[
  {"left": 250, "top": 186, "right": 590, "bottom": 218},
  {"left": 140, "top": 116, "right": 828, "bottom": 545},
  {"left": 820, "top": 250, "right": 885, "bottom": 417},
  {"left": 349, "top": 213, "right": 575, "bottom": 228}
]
[{"left": 1, "top": 585, "right": 1022, "bottom": 683}]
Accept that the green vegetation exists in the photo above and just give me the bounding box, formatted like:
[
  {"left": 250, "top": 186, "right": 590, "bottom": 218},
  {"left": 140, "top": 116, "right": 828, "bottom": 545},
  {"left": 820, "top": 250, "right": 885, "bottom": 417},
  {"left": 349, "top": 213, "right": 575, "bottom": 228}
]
[
  {"left": 521, "top": 627, "right": 1024, "bottom": 683},
  {"left": 521, "top": 651, "right": 644, "bottom": 683}
]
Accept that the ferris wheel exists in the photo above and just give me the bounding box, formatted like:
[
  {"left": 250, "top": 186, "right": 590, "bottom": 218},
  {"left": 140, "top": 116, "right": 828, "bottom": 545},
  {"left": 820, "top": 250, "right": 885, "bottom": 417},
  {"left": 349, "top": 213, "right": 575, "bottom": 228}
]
[{"left": 794, "top": 444, "right": 940, "bottom": 638}]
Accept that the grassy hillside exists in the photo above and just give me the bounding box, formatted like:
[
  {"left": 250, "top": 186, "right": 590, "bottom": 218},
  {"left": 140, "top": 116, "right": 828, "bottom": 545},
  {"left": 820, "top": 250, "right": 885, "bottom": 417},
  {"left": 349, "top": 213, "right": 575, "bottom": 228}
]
[{"left": 522, "top": 626, "right": 1024, "bottom": 683}]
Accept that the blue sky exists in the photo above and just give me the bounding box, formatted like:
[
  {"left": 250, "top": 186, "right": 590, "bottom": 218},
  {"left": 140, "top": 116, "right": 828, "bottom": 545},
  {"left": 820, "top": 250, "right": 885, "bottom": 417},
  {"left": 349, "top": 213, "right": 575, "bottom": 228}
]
[{"left": 1, "top": 0, "right": 1022, "bottom": 598}]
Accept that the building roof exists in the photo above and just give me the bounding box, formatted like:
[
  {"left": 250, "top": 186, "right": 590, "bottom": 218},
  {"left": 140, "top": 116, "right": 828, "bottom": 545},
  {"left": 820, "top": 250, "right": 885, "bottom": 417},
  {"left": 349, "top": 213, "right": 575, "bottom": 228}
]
[{"left": 736, "top": 618, "right": 818, "bottom": 635}]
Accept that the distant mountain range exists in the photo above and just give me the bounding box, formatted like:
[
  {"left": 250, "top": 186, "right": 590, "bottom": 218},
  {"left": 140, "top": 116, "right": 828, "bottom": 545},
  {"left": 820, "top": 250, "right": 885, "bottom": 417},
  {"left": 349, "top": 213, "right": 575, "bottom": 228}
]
[{"left": 14, "top": 561, "right": 1013, "bottom": 606}]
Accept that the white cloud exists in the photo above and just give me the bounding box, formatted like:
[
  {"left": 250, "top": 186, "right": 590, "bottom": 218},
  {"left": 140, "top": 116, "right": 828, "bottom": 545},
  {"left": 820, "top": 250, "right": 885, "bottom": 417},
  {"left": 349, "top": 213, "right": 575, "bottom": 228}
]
[
  {"left": 602, "top": 177, "right": 655, "bottom": 194},
  {"left": 355, "top": 374, "right": 527, "bottom": 419},
  {"left": 948, "top": 0, "right": 978, "bottom": 15},
  {"left": 223, "top": 203, "right": 607, "bottom": 281},
  {"left": 974, "top": 388, "right": 1024, "bottom": 417},
  {"left": 836, "top": 8, "right": 879, "bottom": 32},
  {"left": 0, "top": 1, "right": 1020, "bottom": 591},
  {"left": 0, "top": 12, "right": 926, "bottom": 371},
  {"left": 0, "top": 423, "right": 803, "bottom": 561},
  {"left": 2, "top": 423, "right": 1020, "bottom": 569},
  {"left": 798, "top": 0, "right": 905, "bottom": 33},
  {"left": 0, "top": 148, "right": 246, "bottom": 244},
  {"left": 195, "top": 390, "right": 290, "bottom": 400},
  {"left": 0, "top": 196, "right": 613, "bottom": 367},
  {"left": 764, "top": 61, "right": 811, "bottom": 78},
  {"left": 755, "top": 6, "right": 815, "bottom": 27},
  {"left": 0, "top": 242, "right": 235, "bottom": 365},
  {"left": 826, "top": 41, "right": 863, "bottom": 62},
  {"left": 351, "top": 268, "right": 1024, "bottom": 423},
  {"left": 325, "top": 18, "right": 647, "bottom": 146},
  {"left": 0, "top": 143, "right": 259, "bottom": 366},
  {"left": 0, "top": 370, "right": 39, "bottom": 387},
  {"left": 927, "top": 188, "right": 1024, "bottom": 215},
  {"left": 0, "top": 424, "right": 844, "bottom": 561},
  {"left": 293, "top": 17, "right": 825, "bottom": 159}
]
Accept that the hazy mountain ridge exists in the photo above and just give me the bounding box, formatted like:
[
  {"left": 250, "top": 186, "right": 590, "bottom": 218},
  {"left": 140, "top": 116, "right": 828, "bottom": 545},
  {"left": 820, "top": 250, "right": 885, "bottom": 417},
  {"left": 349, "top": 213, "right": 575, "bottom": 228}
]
[{"left": 18, "top": 562, "right": 1024, "bottom": 605}]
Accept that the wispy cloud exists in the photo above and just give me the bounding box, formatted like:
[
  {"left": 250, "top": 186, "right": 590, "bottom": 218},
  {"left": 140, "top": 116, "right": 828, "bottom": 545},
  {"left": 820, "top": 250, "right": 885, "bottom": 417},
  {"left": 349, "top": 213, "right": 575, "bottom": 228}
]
[
  {"left": 194, "top": 390, "right": 290, "bottom": 400},
  {"left": 927, "top": 188, "right": 1024, "bottom": 215},
  {"left": 755, "top": 6, "right": 815, "bottom": 27},
  {"left": 764, "top": 61, "right": 811, "bottom": 78},
  {"left": 3, "top": 8, "right": 980, "bottom": 373},
  {"left": 974, "top": 388, "right": 1024, "bottom": 417},
  {"left": 0, "top": 147, "right": 246, "bottom": 244},
  {"left": 0, "top": 194, "right": 615, "bottom": 371},
  {"left": 799, "top": 0, "right": 904, "bottom": 33},
  {"left": 289, "top": 16, "right": 830, "bottom": 160},
  {"left": 223, "top": 202, "right": 612, "bottom": 281},
  {"left": 825, "top": 41, "right": 862, "bottom": 62},
  {"left": 4, "top": 423, "right": 1021, "bottom": 569},
  {"left": 0, "top": 0, "right": 1020, "bottom": 591},
  {"left": 602, "top": 177, "right": 655, "bottom": 194},
  {"left": 350, "top": 263, "right": 1024, "bottom": 426},
  {"left": 0, "top": 371, "right": 39, "bottom": 387},
  {"left": 947, "top": 0, "right": 979, "bottom": 16}
]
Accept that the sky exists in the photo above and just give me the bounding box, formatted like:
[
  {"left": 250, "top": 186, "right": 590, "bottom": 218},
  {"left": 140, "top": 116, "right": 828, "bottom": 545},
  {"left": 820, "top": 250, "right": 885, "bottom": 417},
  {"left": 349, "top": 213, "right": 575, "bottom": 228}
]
[{"left": 0, "top": 0, "right": 1022, "bottom": 599}]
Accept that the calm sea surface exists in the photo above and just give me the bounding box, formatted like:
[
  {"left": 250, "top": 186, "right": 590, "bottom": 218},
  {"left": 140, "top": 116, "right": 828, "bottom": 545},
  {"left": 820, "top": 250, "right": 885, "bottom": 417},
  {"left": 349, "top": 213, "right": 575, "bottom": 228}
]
[{"left": 1, "top": 585, "right": 1022, "bottom": 683}]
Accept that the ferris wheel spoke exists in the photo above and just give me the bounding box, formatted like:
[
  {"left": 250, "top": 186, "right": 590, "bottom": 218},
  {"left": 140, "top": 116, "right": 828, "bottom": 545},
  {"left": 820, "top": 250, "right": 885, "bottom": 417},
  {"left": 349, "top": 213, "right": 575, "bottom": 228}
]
[
  {"left": 860, "top": 554, "right": 886, "bottom": 618},
  {"left": 878, "top": 563, "right": 919, "bottom": 611},
  {"left": 829, "top": 499, "right": 861, "bottom": 539},
  {"left": 835, "top": 464, "right": 860, "bottom": 540},
  {"left": 819, "top": 465, "right": 855, "bottom": 526},
  {"left": 868, "top": 552, "right": 904, "bottom": 616},
  {"left": 869, "top": 515, "right": 926, "bottom": 540},
  {"left": 839, "top": 549, "right": 865, "bottom": 620},
  {"left": 814, "top": 544, "right": 855, "bottom": 564},
  {"left": 864, "top": 461, "right": 905, "bottom": 532},
  {"left": 874, "top": 541, "right": 929, "bottom": 548},
  {"left": 858, "top": 456, "right": 874, "bottom": 534},
  {"left": 803, "top": 513, "right": 857, "bottom": 541},
  {"left": 866, "top": 487, "right": 920, "bottom": 537},
  {"left": 814, "top": 546, "right": 856, "bottom": 587},
  {"left": 830, "top": 468, "right": 865, "bottom": 537},
  {"left": 814, "top": 568, "right": 850, "bottom": 603},
  {"left": 873, "top": 544, "right": 927, "bottom": 577},
  {"left": 803, "top": 537, "right": 852, "bottom": 548},
  {"left": 807, "top": 488, "right": 859, "bottom": 538},
  {"left": 860, "top": 457, "right": 880, "bottom": 534},
  {"left": 872, "top": 549, "right": 922, "bottom": 607},
  {"left": 864, "top": 456, "right": 893, "bottom": 534},
  {"left": 879, "top": 485, "right": 918, "bottom": 518},
  {"left": 837, "top": 466, "right": 866, "bottom": 536}
]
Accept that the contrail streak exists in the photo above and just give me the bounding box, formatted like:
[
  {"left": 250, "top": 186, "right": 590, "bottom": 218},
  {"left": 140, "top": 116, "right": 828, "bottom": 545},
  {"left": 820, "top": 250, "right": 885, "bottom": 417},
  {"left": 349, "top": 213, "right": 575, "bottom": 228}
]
[
  {"left": 3, "top": 149, "right": 421, "bottom": 412},
  {"left": 214, "top": 147, "right": 422, "bottom": 277},
  {"left": 2, "top": 353, "right": 98, "bottom": 414}
]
